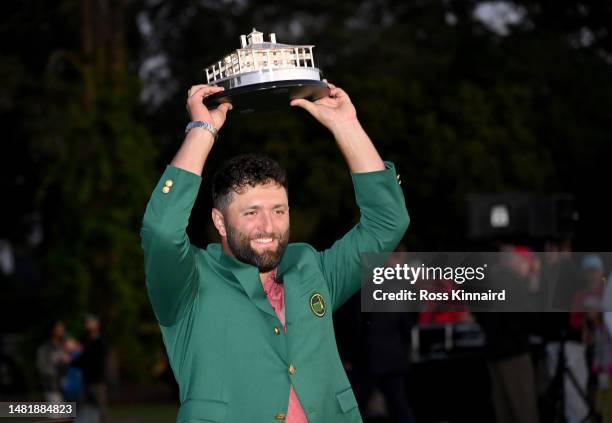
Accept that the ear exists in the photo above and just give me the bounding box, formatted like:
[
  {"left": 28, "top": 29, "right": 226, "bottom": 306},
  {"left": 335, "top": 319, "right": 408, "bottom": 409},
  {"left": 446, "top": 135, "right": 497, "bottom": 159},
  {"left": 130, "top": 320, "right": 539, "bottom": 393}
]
[{"left": 211, "top": 208, "right": 227, "bottom": 237}]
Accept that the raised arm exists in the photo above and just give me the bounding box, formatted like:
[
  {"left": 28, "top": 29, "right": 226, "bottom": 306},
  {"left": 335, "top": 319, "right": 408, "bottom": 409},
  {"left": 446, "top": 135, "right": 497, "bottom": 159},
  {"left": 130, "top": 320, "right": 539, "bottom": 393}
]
[
  {"left": 290, "top": 80, "right": 384, "bottom": 173},
  {"left": 172, "top": 84, "right": 232, "bottom": 175},
  {"left": 140, "top": 85, "right": 232, "bottom": 326},
  {"left": 291, "top": 82, "right": 409, "bottom": 310}
]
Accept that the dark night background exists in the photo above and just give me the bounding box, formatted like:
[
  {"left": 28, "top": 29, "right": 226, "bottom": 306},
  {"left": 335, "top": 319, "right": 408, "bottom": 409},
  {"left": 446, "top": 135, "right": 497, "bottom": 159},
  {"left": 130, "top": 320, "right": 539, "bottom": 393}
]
[{"left": 1, "top": 1, "right": 611, "bottom": 421}]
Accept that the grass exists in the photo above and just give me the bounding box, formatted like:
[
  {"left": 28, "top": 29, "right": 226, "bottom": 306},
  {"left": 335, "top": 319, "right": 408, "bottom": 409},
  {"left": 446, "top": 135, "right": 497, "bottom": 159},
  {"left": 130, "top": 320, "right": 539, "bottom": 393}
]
[{"left": 108, "top": 403, "right": 177, "bottom": 423}]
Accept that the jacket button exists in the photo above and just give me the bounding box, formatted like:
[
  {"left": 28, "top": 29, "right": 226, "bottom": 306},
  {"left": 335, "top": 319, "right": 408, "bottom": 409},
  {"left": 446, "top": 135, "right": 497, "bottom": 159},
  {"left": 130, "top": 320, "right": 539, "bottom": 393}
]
[
  {"left": 164, "top": 179, "right": 173, "bottom": 187},
  {"left": 274, "top": 327, "right": 281, "bottom": 335},
  {"left": 162, "top": 186, "right": 170, "bottom": 194},
  {"left": 275, "top": 413, "right": 286, "bottom": 421},
  {"left": 288, "top": 364, "right": 295, "bottom": 375}
]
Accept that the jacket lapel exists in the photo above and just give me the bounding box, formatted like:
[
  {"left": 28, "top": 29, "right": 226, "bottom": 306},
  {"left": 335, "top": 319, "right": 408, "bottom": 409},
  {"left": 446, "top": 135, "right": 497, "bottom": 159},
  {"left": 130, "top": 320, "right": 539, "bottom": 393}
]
[{"left": 208, "top": 244, "right": 277, "bottom": 318}]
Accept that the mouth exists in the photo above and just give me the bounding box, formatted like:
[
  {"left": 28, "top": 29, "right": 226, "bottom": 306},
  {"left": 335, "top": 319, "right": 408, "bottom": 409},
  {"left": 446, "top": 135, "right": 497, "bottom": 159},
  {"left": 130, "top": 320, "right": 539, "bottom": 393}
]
[{"left": 250, "top": 237, "right": 277, "bottom": 249}]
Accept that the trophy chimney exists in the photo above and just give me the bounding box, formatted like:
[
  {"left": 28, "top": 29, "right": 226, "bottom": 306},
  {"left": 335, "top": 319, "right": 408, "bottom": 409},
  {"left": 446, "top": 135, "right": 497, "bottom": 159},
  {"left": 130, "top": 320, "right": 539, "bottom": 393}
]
[{"left": 247, "top": 28, "right": 264, "bottom": 45}]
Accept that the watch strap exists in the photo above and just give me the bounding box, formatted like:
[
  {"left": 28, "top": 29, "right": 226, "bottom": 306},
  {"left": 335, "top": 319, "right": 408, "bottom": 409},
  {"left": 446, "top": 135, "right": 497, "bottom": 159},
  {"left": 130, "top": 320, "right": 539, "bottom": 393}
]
[{"left": 185, "top": 121, "right": 218, "bottom": 139}]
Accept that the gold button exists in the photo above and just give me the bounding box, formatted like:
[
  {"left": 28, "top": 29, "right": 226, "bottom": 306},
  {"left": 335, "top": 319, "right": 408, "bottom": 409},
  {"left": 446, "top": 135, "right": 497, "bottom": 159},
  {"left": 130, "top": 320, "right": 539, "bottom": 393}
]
[
  {"left": 274, "top": 327, "right": 281, "bottom": 335},
  {"left": 164, "top": 179, "right": 173, "bottom": 187},
  {"left": 162, "top": 186, "right": 170, "bottom": 194},
  {"left": 288, "top": 364, "right": 295, "bottom": 375},
  {"left": 275, "top": 413, "right": 286, "bottom": 421}
]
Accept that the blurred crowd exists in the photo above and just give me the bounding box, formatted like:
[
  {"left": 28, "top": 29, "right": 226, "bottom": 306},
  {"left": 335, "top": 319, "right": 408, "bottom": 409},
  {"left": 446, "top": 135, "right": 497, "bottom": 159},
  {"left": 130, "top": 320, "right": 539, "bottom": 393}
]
[
  {"left": 36, "top": 315, "right": 109, "bottom": 423},
  {"left": 477, "top": 245, "right": 612, "bottom": 423},
  {"left": 336, "top": 242, "right": 612, "bottom": 423}
]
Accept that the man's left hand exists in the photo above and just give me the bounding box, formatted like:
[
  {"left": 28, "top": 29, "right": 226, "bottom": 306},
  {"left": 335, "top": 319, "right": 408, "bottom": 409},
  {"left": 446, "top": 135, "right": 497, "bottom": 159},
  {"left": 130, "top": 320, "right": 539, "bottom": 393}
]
[{"left": 290, "top": 80, "right": 357, "bottom": 133}]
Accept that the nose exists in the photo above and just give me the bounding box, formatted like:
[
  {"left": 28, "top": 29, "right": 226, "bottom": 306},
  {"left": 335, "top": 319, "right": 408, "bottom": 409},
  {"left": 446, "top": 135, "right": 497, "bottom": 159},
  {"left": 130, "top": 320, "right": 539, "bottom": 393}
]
[{"left": 258, "top": 211, "right": 274, "bottom": 235}]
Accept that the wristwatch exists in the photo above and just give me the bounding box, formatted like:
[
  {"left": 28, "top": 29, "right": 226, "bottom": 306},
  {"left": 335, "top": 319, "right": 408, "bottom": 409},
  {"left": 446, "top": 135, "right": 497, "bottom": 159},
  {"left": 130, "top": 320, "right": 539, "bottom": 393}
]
[{"left": 185, "top": 121, "right": 218, "bottom": 140}]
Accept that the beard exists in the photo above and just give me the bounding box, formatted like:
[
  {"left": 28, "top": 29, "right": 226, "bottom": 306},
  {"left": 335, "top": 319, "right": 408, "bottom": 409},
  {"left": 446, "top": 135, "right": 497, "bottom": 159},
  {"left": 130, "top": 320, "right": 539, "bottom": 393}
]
[{"left": 225, "top": 223, "right": 290, "bottom": 272}]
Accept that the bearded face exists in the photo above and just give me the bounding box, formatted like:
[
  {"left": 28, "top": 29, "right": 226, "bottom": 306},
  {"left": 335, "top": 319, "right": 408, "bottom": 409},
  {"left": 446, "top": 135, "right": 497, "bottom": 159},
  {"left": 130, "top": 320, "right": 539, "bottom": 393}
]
[
  {"left": 214, "top": 182, "right": 291, "bottom": 272},
  {"left": 225, "top": 222, "right": 290, "bottom": 272}
]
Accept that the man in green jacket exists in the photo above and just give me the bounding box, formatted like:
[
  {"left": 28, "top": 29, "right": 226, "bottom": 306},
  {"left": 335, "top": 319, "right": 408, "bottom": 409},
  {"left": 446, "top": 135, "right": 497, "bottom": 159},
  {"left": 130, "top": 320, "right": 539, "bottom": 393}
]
[{"left": 141, "top": 82, "right": 409, "bottom": 422}]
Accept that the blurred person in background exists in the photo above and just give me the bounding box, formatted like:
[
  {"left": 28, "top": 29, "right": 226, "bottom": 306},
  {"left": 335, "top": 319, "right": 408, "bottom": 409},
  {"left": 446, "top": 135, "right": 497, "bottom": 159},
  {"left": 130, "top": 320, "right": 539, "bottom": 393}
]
[
  {"left": 476, "top": 246, "right": 540, "bottom": 423},
  {"left": 545, "top": 254, "right": 605, "bottom": 423},
  {"left": 417, "top": 256, "right": 472, "bottom": 325},
  {"left": 336, "top": 246, "right": 417, "bottom": 422},
  {"left": 571, "top": 255, "right": 606, "bottom": 381},
  {"left": 604, "top": 272, "right": 612, "bottom": 339},
  {"left": 367, "top": 250, "right": 417, "bottom": 423},
  {"left": 570, "top": 255, "right": 606, "bottom": 348},
  {"left": 62, "top": 336, "right": 84, "bottom": 402},
  {"left": 539, "top": 241, "right": 580, "bottom": 421},
  {"left": 335, "top": 294, "right": 417, "bottom": 423},
  {"left": 36, "top": 320, "right": 68, "bottom": 402},
  {"left": 74, "top": 314, "right": 108, "bottom": 423},
  {"left": 542, "top": 240, "right": 580, "bottom": 310},
  {"left": 594, "top": 271, "right": 612, "bottom": 422},
  {"left": 363, "top": 312, "right": 417, "bottom": 423}
]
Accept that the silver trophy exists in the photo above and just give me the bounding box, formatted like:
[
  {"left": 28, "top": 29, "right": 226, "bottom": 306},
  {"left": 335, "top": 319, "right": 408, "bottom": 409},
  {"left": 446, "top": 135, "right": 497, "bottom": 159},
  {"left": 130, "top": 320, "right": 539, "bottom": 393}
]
[{"left": 203, "top": 28, "right": 329, "bottom": 113}]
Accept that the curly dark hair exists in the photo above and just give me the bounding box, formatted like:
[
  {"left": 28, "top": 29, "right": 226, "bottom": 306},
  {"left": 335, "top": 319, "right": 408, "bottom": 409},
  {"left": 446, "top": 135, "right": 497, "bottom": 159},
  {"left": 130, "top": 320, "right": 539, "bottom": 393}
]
[{"left": 212, "top": 153, "right": 288, "bottom": 211}]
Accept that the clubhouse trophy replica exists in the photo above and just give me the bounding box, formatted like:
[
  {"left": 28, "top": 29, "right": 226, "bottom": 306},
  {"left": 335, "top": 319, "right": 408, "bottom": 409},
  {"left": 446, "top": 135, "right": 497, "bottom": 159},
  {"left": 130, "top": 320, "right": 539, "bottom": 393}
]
[{"left": 203, "top": 28, "right": 329, "bottom": 113}]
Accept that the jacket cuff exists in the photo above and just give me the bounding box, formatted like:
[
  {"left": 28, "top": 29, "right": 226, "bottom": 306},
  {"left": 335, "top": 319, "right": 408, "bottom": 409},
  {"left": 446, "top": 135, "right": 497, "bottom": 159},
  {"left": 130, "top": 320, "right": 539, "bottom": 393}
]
[
  {"left": 146, "top": 165, "right": 203, "bottom": 219},
  {"left": 350, "top": 161, "right": 403, "bottom": 205}
]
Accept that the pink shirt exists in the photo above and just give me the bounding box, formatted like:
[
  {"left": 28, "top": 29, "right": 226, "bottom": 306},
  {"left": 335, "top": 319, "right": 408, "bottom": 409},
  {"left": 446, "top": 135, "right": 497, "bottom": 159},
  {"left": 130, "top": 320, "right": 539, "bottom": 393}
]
[{"left": 262, "top": 270, "right": 308, "bottom": 423}]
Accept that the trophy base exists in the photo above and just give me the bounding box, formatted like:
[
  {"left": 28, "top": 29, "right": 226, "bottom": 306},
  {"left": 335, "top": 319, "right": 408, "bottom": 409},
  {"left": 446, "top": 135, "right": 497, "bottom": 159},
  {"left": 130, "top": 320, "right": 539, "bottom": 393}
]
[{"left": 204, "top": 80, "right": 329, "bottom": 114}]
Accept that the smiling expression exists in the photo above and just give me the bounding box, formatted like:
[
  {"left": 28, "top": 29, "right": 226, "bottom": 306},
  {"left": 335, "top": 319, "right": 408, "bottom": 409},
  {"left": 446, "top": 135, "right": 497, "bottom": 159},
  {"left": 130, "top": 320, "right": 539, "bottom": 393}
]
[{"left": 214, "top": 182, "right": 290, "bottom": 272}]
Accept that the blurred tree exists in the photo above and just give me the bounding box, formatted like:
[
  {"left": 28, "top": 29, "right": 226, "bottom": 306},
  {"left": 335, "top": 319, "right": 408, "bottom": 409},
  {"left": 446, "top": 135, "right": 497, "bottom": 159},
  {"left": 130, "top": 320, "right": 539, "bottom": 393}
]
[
  {"left": 1, "top": 0, "right": 158, "bottom": 382},
  {"left": 134, "top": 0, "right": 612, "bottom": 250}
]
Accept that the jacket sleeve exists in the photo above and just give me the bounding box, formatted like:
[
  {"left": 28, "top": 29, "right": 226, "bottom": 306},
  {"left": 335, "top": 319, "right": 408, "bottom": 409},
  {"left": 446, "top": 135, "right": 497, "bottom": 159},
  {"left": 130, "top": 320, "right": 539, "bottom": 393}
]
[
  {"left": 317, "top": 161, "right": 410, "bottom": 312},
  {"left": 140, "top": 165, "right": 202, "bottom": 326}
]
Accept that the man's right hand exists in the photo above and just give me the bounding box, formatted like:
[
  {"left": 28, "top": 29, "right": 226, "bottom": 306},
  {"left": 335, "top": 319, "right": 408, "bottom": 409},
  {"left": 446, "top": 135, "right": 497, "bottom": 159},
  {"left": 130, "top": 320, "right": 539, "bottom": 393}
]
[
  {"left": 186, "top": 84, "right": 233, "bottom": 131},
  {"left": 172, "top": 85, "right": 232, "bottom": 175}
]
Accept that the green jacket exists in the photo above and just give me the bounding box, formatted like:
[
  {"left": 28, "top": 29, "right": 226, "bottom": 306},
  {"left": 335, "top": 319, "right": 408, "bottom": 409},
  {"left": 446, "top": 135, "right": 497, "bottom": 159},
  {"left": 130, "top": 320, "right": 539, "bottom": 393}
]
[{"left": 140, "top": 162, "right": 409, "bottom": 423}]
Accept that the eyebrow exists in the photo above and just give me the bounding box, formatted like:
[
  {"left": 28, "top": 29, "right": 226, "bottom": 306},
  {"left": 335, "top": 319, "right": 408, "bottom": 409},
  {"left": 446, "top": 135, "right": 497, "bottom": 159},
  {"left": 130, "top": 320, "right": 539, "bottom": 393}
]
[{"left": 240, "top": 204, "right": 288, "bottom": 212}]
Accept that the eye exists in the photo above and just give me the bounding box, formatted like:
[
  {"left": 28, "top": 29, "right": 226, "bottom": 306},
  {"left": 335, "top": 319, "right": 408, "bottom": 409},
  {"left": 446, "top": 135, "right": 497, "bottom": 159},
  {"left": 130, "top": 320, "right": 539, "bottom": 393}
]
[
  {"left": 244, "top": 210, "right": 256, "bottom": 216},
  {"left": 275, "top": 209, "right": 285, "bottom": 215}
]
